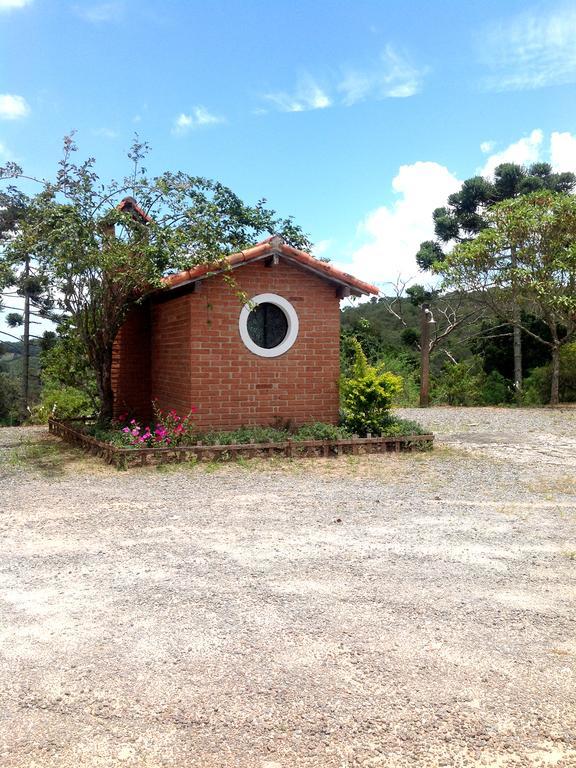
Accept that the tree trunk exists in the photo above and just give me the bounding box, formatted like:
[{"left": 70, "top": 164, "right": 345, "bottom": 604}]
[
  {"left": 97, "top": 345, "right": 115, "bottom": 424},
  {"left": 419, "top": 303, "right": 432, "bottom": 407},
  {"left": 20, "top": 255, "right": 30, "bottom": 422},
  {"left": 510, "top": 246, "right": 523, "bottom": 399},
  {"left": 512, "top": 311, "right": 522, "bottom": 398},
  {"left": 550, "top": 345, "right": 560, "bottom": 406}
]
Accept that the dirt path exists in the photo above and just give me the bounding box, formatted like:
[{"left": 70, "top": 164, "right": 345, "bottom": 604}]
[{"left": 1, "top": 409, "right": 575, "bottom": 767}]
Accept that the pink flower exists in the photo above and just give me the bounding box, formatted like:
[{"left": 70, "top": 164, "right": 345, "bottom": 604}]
[
  {"left": 130, "top": 419, "right": 136, "bottom": 425},
  {"left": 122, "top": 427, "right": 130, "bottom": 433},
  {"left": 190, "top": 405, "right": 197, "bottom": 413}
]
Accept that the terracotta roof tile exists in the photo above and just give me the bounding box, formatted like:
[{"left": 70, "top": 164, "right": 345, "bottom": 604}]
[{"left": 164, "top": 238, "right": 379, "bottom": 296}]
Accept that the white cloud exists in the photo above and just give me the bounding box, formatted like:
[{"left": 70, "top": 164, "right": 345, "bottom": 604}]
[
  {"left": 264, "top": 78, "right": 331, "bottom": 113},
  {"left": 92, "top": 127, "right": 119, "bottom": 139},
  {"left": 0, "top": 0, "right": 32, "bottom": 10},
  {"left": 0, "top": 94, "right": 30, "bottom": 120},
  {"left": 311, "top": 239, "right": 331, "bottom": 258},
  {"left": 480, "top": 140, "right": 495, "bottom": 154},
  {"left": 550, "top": 131, "right": 576, "bottom": 172},
  {"left": 172, "top": 106, "right": 224, "bottom": 135},
  {"left": 342, "top": 161, "right": 461, "bottom": 287},
  {"left": 72, "top": 3, "right": 123, "bottom": 23},
  {"left": 482, "top": 6, "right": 576, "bottom": 91},
  {"left": 339, "top": 46, "right": 424, "bottom": 105},
  {"left": 263, "top": 46, "right": 424, "bottom": 114},
  {"left": 479, "top": 129, "right": 543, "bottom": 177}
]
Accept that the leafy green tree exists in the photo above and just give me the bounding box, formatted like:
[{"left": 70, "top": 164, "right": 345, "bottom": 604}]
[
  {"left": 416, "top": 163, "right": 576, "bottom": 394},
  {"left": 0, "top": 189, "right": 57, "bottom": 419},
  {"left": 440, "top": 190, "right": 576, "bottom": 405},
  {"left": 1, "top": 136, "right": 311, "bottom": 423}
]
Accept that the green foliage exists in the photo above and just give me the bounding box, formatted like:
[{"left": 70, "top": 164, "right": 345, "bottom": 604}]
[
  {"left": 0, "top": 372, "right": 20, "bottom": 424},
  {"left": 201, "top": 425, "right": 290, "bottom": 445},
  {"left": 33, "top": 384, "right": 95, "bottom": 422},
  {"left": 340, "top": 339, "right": 403, "bottom": 436},
  {"left": 400, "top": 327, "right": 419, "bottom": 348},
  {"left": 292, "top": 422, "right": 351, "bottom": 441},
  {"left": 378, "top": 350, "right": 419, "bottom": 406},
  {"left": 432, "top": 357, "right": 513, "bottom": 406},
  {"left": 379, "top": 417, "right": 428, "bottom": 436},
  {"left": 432, "top": 356, "right": 485, "bottom": 406},
  {"left": 415, "top": 240, "right": 445, "bottom": 271},
  {"left": 522, "top": 342, "right": 576, "bottom": 404},
  {"left": 481, "top": 370, "right": 513, "bottom": 405},
  {"left": 340, "top": 317, "right": 385, "bottom": 369},
  {"left": 40, "top": 324, "right": 98, "bottom": 406},
  {"left": 405, "top": 283, "right": 438, "bottom": 306}
]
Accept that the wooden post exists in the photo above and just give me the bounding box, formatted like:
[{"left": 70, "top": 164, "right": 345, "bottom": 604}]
[
  {"left": 20, "top": 254, "right": 30, "bottom": 421},
  {"left": 420, "top": 303, "right": 432, "bottom": 408}
]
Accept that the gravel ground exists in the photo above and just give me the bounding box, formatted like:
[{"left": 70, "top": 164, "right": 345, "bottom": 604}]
[{"left": 1, "top": 407, "right": 575, "bottom": 768}]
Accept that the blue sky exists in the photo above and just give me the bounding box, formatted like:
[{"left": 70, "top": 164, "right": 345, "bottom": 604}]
[{"left": 1, "top": 0, "right": 576, "bottom": 305}]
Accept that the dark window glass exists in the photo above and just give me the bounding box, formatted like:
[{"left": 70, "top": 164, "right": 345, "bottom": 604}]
[{"left": 247, "top": 302, "right": 288, "bottom": 349}]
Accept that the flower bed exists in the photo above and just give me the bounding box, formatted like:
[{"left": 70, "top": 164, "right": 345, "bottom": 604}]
[{"left": 48, "top": 417, "right": 434, "bottom": 469}]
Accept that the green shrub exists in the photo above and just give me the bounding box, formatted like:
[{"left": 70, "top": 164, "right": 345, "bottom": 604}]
[
  {"left": 32, "top": 385, "right": 95, "bottom": 423},
  {"left": 432, "top": 356, "right": 485, "bottom": 406},
  {"left": 0, "top": 372, "right": 20, "bottom": 425},
  {"left": 201, "top": 425, "right": 290, "bottom": 445},
  {"left": 481, "top": 370, "right": 513, "bottom": 405},
  {"left": 292, "top": 422, "right": 351, "bottom": 441},
  {"left": 522, "top": 342, "right": 576, "bottom": 405},
  {"left": 340, "top": 339, "right": 403, "bottom": 436},
  {"left": 380, "top": 417, "right": 427, "bottom": 436},
  {"left": 379, "top": 351, "right": 419, "bottom": 405}
]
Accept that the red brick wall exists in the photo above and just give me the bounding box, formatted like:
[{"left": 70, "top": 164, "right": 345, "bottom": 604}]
[
  {"left": 111, "top": 304, "right": 152, "bottom": 421},
  {"left": 114, "top": 258, "right": 341, "bottom": 430},
  {"left": 150, "top": 294, "right": 192, "bottom": 417}
]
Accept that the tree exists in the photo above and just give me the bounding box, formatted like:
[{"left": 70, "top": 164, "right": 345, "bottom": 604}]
[
  {"left": 416, "top": 163, "right": 576, "bottom": 394},
  {"left": 439, "top": 190, "right": 576, "bottom": 405},
  {"left": 0, "top": 189, "right": 57, "bottom": 419},
  {"left": 1, "top": 136, "right": 311, "bottom": 422}
]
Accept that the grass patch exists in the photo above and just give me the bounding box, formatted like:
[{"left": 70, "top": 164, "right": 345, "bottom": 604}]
[{"left": 6, "top": 438, "right": 83, "bottom": 478}]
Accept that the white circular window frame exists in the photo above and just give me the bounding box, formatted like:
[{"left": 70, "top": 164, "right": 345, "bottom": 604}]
[{"left": 238, "top": 293, "right": 299, "bottom": 358}]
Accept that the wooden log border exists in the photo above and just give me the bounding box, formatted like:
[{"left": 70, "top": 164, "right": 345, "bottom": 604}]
[{"left": 48, "top": 418, "right": 434, "bottom": 469}]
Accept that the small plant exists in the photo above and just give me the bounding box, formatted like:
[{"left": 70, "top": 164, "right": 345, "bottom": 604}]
[
  {"left": 201, "top": 425, "right": 290, "bottom": 445},
  {"left": 114, "top": 400, "right": 197, "bottom": 447},
  {"left": 340, "top": 339, "right": 403, "bottom": 436},
  {"left": 292, "top": 422, "right": 351, "bottom": 441},
  {"left": 380, "top": 418, "right": 428, "bottom": 437}
]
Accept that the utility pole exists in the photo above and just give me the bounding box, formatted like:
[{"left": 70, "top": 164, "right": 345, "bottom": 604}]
[{"left": 419, "top": 303, "right": 435, "bottom": 407}]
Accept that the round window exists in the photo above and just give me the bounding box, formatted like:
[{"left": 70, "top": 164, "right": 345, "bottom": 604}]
[{"left": 239, "top": 293, "right": 299, "bottom": 357}]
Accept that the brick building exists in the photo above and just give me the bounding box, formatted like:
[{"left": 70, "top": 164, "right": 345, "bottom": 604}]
[{"left": 112, "top": 236, "right": 378, "bottom": 430}]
